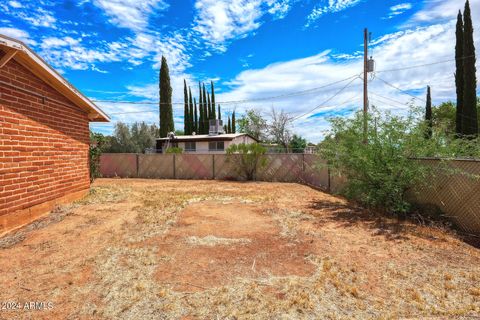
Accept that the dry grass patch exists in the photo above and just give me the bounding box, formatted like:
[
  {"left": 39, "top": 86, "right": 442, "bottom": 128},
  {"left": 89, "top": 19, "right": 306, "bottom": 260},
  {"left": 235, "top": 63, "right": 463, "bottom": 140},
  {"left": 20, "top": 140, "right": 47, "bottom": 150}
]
[
  {"left": 1, "top": 179, "right": 479, "bottom": 320},
  {"left": 186, "top": 235, "right": 252, "bottom": 246}
]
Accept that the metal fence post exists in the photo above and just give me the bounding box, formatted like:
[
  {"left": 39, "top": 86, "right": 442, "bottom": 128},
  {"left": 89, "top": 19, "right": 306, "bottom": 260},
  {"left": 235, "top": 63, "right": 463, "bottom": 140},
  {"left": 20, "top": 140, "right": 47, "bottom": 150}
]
[
  {"left": 136, "top": 153, "right": 139, "bottom": 178},
  {"left": 212, "top": 154, "right": 215, "bottom": 180},
  {"left": 173, "top": 154, "right": 176, "bottom": 179}
]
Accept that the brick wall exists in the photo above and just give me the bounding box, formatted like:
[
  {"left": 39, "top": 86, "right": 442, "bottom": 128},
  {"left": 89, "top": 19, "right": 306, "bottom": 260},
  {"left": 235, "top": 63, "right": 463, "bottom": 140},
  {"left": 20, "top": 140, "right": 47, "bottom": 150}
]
[{"left": 0, "top": 53, "right": 90, "bottom": 225}]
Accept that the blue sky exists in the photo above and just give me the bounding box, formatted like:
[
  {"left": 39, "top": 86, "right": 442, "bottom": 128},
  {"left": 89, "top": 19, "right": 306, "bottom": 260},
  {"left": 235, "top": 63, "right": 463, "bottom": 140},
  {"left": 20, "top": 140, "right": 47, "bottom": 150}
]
[{"left": 1, "top": 0, "right": 479, "bottom": 142}]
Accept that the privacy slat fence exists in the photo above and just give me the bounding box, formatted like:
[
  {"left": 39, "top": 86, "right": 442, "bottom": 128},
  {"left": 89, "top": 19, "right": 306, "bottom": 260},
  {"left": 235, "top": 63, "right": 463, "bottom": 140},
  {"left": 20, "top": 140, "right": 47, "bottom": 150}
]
[{"left": 99, "top": 153, "right": 480, "bottom": 234}]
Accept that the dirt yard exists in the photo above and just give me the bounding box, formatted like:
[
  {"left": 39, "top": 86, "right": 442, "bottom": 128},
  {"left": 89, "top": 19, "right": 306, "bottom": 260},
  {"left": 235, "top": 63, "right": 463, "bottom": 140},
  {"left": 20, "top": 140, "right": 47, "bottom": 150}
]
[{"left": 0, "top": 179, "right": 479, "bottom": 319}]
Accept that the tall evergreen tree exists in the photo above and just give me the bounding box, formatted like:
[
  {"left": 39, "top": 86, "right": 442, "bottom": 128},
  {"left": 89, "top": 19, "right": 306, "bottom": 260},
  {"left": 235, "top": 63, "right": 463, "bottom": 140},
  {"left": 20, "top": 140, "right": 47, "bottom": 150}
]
[
  {"left": 232, "top": 111, "right": 236, "bottom": 133},
  {"left": 218, "top": 105, "right": 221, "bottom": 120},
  {"left": 227, "top": 116, "right": 232, "bottom": 134},
  {"left": 202, "top": 83, "right": 208, "bottom": 129},
  {"left": 211, "top": 81, "right": 216, "bottom": 120},
  {"left": 199, "top": 82, "right": 204, "bottom": 134},
  {"left": 188, "top": 87, "right": 194, "bottom": 135},
  {"left": 462, "top": 0, "right": 478, "bottom": 137},
  {"left": 455, "top": 10, "right": 465, "bottom": 137},
  {"left": 425, "top": 86, "right": 433, "bottom": 139},
  {"left": 183, "top": 79, "right": 189, "bottom": 135},
  {"left": 194, "top": 98, "right": 198, "bottom": 134},
  {"left": 159, "top": 56, "right": 174, "bottom": 138},
  {"left": 207, "top": 92, "right": 212, "bottom": 121}
]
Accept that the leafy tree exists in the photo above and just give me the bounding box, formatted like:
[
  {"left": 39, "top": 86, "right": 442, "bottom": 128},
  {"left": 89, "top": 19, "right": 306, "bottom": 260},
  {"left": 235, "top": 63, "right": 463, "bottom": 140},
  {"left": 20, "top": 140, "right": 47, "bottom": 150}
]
[
  {"left": 237, "top": 109, "right": 268, "bottom": 141},
  {"left": 226, "top": 143, "right": 267, "bottom": 180},
  {"left": 289, "top": 134, "right": 307, "bottom": 153},
  {"left": 232, "top": 111, "right": 236, "bottom": 133},
  {"left": 320, "top": 107, "right": 479, "bottom": 215},
  {"left": 462, "top": 0, "right": 478, "bottom": 137},
  {"left": 433, "top": 101, "right": 456, "bottom": 136},
  {"left": 425, "top": 86, "right": 433, "bottom": 139},
  {"left": 455, "top": 10, "right": 465, "bottom": 136},
  {"left": 269, "top": 108, "right": 292, "bottom": 151},
  {"left": 103, "top": 122, "right": 158, "bottom": 153},
  {"left": 159, "top": 56, "right": 174, "bottom": 137}
]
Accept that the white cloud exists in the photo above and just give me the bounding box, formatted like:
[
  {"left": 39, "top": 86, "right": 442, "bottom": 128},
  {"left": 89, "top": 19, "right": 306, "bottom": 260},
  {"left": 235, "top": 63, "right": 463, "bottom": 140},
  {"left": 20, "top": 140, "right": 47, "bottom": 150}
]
[
  {"left": 267, "top": 0, "right": 292, "bottom": 19},
  {"left": 39, "top": 36, "right": 125, "bottom": 71},
  {"left": 384, "top": 3, "right": 412, "bottom": 19},
  {"left": 306, "top": 0, "right": 363, "bottom": 27},
  {"left": 407, "top": 0, "right": 479, "bottom": 25},
  {"left": 0, "top": 3, "right": 57, "bottom": 29},
  {"left": 91, "top": 0, "right": 169, "bottom": 32},
  {"left": 0, "top": 27, "right": 36, "bottom": 45},
  {"left": 8, "top": 1, "right": 22, "bottom": 8},
  {"left": 193, "top": 0, "right": 293, "bottom": 51}
]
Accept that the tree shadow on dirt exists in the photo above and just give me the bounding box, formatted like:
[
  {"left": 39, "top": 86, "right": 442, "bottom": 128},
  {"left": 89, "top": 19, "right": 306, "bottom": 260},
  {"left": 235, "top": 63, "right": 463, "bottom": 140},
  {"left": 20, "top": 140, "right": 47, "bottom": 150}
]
[{"left": 307, "top": 200, "right": 444, "bottom": 243}]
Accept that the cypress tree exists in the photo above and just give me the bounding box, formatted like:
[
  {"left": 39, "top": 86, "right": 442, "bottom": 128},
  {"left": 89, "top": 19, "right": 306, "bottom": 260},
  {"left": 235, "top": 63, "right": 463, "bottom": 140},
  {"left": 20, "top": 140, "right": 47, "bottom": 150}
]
[
  {"left": 223, "top": 124, "right": 227, "bottom": 133},
  {"left": 207, "top": 92, "right": 212, "bottom": 121},
  {"left": 455, "top": 10, "right": 465, "bottom": 137},
  {"left": 227, "top": 116, "right": 231, "bottom": 134},
  {"left": 211, "top": 81, "right": 216, "bottom": 120},
  {"left": 194, "top": 98, "right": 198, "bottom": 134},
  {"left": 159, "top": 56, "right": 174, "bottom": 137},
  {"left": 232, "top": 111, "right": 236, "bottom": 133},
  {"left": 199, "top": 82, "right": 204, "bottom": 134},
  {"left": 202, "top": 83, "right": 208, "bottom": 129},
  {"left": 188, "top": 87, "right": 194, "bottom": 135},
  {"left": 183, "top": 79, "right": 188, "bottom": 135},
  {"left": 462, "top": 0, "right": 478, "bottom": 137},
  {"left": 218, "top": 105, "right": 221, "bottom": 120},
  {"left": 425, "top": 86, "right": 432, "bottom": 139}
]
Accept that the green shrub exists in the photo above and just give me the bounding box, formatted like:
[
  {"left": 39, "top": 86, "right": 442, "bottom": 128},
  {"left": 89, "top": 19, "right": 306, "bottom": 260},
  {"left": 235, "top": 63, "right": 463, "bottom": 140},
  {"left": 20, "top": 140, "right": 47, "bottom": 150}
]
[
  {"left": 89, "top": 132, "right": 105, "bottom": 182},
  {"left": 165, "top": 147, "right": 183, "bottom": 154},
  {"left": 320, "top": 107, "right": 479, "bottom": 215},
  {"left": 226, "top": 143, "right": 267, "bottom": 180}
]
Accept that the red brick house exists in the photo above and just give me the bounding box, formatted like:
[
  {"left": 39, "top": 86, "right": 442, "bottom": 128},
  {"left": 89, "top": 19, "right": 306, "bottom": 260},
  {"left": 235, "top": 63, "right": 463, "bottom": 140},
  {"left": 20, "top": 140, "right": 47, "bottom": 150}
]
[{"left": 0, "top": 34, "right": 109, "bottom": 236}]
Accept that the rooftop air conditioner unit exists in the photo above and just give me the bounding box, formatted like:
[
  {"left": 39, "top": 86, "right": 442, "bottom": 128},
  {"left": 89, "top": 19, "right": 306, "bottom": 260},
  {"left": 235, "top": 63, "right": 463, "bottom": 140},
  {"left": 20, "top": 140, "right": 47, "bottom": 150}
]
[{"left": 209, "top": 119, "right": 224, "bottom": 135}]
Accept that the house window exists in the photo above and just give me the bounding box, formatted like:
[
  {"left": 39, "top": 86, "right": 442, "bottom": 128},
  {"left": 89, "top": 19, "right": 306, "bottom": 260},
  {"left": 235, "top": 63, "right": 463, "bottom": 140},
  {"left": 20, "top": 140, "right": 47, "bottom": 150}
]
[
  {"left": 185, "top": 142, "right": 196, "bottom": 152},
  {"left": 208, "top": 141, "right": 224, "bottom": 151}
]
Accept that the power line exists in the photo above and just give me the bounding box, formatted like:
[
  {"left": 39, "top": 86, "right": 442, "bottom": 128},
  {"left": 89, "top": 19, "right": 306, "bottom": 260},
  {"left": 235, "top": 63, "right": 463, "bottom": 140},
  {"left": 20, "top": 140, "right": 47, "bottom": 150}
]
[
  {"left": 375, "top": 76, "right": 427, "bottom": 103},
  {"left": 374, "top": 54, "right": 475, "bottom": 73},
  {"left": 369, "top": 91, "right": 410, "bottom": 107},
  {"left": 91, "top": 74, "right": 361, "bottom": 106},
  {"left": 290, "top": 76, "right": 361, "bottom": 122}
]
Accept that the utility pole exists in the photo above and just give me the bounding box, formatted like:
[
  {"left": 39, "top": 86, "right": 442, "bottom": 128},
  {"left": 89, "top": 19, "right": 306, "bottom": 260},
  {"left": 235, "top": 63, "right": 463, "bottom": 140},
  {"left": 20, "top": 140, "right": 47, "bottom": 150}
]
[{"left": 363, "top": 28, "right": 369, "bottom": 144}]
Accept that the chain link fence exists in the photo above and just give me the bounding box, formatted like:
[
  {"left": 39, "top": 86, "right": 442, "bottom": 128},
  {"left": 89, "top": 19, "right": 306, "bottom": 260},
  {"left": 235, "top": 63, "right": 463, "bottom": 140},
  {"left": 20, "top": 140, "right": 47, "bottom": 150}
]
[
  {"left": 99, "top": 153, "right": 480, "bottom": 234},
  {"left": 407, "top": 158, "right": 480, "bottom": 234}
]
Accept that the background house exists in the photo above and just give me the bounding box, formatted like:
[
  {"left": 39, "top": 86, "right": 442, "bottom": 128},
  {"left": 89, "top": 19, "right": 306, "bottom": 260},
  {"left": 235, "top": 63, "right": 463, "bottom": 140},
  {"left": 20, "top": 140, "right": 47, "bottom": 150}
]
[
  {"left": 0, "top": 34, "right": 109, "bottom": 235},
  {"left": 156, "top": 133, "right": 258, "bottom": 153}
]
